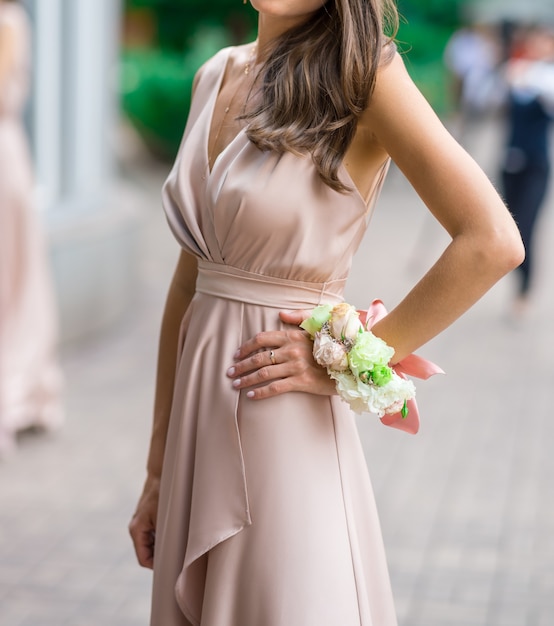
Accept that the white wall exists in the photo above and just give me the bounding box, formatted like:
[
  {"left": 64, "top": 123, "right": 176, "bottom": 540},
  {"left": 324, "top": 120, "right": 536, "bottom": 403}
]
[{"left": 24, "top": 0, "right": 142, "bottom": 342}]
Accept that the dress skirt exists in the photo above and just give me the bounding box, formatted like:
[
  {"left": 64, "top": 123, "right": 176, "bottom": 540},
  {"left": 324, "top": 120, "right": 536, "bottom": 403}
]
[{"left": 150, "top": 264, "right": 397, "bottom": 626}]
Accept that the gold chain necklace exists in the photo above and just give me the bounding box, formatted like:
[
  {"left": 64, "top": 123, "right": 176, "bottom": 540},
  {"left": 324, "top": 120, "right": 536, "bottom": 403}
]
[{"left": 207, "top": 45, "right": 257, "bottom": 175}]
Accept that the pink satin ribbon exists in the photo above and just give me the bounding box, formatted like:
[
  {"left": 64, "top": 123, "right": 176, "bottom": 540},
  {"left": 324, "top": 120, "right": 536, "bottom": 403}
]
[{"left": 363, "top": 300, "right": 444, "bottom": 435}]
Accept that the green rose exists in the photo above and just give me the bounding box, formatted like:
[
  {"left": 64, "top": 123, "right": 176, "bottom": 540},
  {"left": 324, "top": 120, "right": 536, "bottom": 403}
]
[
  {"left": 370, "top": 365, "right": 393, "bottom": 387},
  {"left": 348, "top": 330, "right": 393, "bottom": 378},
  {"left": 300, "top": 304, "right": 332, "bottom": 337}
]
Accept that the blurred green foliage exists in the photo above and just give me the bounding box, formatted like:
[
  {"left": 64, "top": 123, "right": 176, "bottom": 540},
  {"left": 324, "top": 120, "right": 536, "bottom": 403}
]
[
  {"left": 122, "top": 0, "right": 257, "bottom": 157},
  {"left": 396, "top": 0, "right": 463, "bottom": 111},
  {"left": 121, "top": 27, "right": 233, "bottom": 158},
  {"left": 125, "top": 0, "right": 257, "bottom": 50},
  {"left": 120, "top": 0, "right": 462, "bottom": 159}
]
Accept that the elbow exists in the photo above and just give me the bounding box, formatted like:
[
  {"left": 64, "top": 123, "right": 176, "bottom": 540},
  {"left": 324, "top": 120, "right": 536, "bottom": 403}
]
[
  {"left": 501, "top": 223, "right": 526, "bottom": 271},
  {"left": 509, "top": 238, "right": 526, "bottom": 271},
  {"left": 485, "top": 225, "right": 525, "bottom": 276}
]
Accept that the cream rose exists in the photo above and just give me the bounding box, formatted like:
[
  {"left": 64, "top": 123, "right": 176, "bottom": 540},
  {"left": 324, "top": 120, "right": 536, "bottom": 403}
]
[
  {"left": 329, "top": 303, "right": 363, "bottom": 341},
  {"left": 313, "top": 333, "right": 349, "bottom": 371}
]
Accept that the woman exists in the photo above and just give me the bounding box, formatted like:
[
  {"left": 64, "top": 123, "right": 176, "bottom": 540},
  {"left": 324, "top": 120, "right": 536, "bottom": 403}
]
[
  {"left": 501, "top": 26, "right": 554, "bottom": 318},
  {"left": 129, "top": 1, "right": 524, "bottom": 624},
  {"left": 0, "top": 0, "right": 63, "bottom": 455}
]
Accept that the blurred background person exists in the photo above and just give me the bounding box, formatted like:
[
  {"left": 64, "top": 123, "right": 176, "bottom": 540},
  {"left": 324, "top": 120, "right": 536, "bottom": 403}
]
[
  {"left": 501, "top": 25, "right": 554, "bottom": 319},
  {"left": 444, "top": 22, "right": 505, "bottom": 144},
  {"left": 0, "top": 0, "right": 63, "bottom": 456}
]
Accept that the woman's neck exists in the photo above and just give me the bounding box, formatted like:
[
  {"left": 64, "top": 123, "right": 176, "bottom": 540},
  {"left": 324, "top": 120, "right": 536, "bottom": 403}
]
[{"left": 255, "top": 12, "right": 315, "bottom": 63}]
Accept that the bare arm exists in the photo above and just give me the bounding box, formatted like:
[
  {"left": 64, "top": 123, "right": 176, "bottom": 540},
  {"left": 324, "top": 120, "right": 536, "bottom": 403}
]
[
  {"left": 363, "top": 53, "right": 524, "bottom": 361},
  {"left": 229, "top": 53, "right": 523, "bottom": 395},
  {"left": 129, "top": 59, "right": 209, "bottom": 568},
  {"left": 146, "top": 250, "right": 198, "bottom": 479},
  {"left": 129, "top": 250, "right": 197, "bottom": 568}
]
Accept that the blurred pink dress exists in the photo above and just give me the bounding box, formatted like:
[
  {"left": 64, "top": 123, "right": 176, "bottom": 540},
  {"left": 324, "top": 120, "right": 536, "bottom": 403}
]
[
  {"left": 152, "top": 47, "right": 397, "bottom": 625},
  {"left": 0, "top": 3, "right": 63, "bottom": 454}
]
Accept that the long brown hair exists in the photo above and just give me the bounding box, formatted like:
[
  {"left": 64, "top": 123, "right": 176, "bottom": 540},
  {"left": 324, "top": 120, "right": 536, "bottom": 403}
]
[{"left": 244, "top": 0, "right": 398, "bottom": 192}]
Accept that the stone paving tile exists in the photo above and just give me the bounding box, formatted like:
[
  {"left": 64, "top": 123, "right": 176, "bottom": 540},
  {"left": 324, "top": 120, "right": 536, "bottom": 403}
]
[
  {"left": 349, "top": 156, "right": 554, "bottom": 626},
  {"left": 1, "top": 134, "right": 554, "bottom": 625}
]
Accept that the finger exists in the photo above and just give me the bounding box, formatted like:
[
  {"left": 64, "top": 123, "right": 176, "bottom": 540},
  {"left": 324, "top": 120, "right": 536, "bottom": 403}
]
[
  {"left": 130, "top": 527, "right": 155, "bottom": 569},
  {"left": 245, "top": 377, "right": 294, "bottom": 400},
  {"left": 129, "top": 517, "right": 155, "bottom": 569},
  {"left": 228, "top": 347, "right": 281, "bottom": 378},
  {"left": 231, "top": 362, "right": 292, "bottom": 391},
  {"left": 234, "top": 330, "right": 298, "bottom": 361},
  {"left": 279, "top": 309, "right": 313, "bottom": 325},
  {"left": 136, "top": 536, "right": 155, "bottom": 569},
  {"left": 242, "top": 365, "right": 336, "bottom": 399}
]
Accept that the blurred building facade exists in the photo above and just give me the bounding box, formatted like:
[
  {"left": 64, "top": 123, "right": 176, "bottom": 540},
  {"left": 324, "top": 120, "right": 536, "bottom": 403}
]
[
  {"left": 23, "top": 0, "right": 140, "bottom": 342},
  {"left": 469, "top": 0, "right": 554, "bottom": 23}
]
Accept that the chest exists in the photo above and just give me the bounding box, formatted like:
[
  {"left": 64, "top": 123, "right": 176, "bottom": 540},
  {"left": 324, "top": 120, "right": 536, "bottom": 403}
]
[{"left": 207, "top": 72, "right": 257, "bottom": 173}]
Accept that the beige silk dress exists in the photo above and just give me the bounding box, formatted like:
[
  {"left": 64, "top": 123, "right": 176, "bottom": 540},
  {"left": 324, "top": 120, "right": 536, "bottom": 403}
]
[
  {"left": 0, "top": 3, "right": 63, "bottom": 454},
  {"left": 152, "top": 46, "right": 397, "bottom": 626}
]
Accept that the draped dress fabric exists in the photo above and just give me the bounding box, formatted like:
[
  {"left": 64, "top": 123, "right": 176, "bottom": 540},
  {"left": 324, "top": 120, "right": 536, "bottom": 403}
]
[
  {"left": 152, "top": 46, "right": 397, "bottom": 626},
  {"left": 0, "top": 3, "right": 63, "bottom": 454}
]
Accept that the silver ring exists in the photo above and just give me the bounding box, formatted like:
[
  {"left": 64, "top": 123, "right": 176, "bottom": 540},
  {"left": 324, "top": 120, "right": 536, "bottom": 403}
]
[{"left": 269, "top": 350, "right": 276, "bottom": 365}]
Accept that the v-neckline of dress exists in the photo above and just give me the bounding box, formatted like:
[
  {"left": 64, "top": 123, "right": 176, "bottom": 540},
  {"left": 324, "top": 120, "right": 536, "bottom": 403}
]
[
  {"left": 205, "top": 47, "right": 248, "bottom": 178},
  {"left": 203, "top": 47, "right": 388, "bottom": 212}
]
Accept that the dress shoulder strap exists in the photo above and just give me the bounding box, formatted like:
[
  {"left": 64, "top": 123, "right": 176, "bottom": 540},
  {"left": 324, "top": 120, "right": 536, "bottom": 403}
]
[{"left": 192, "top": 46, "right": 234, "bottom": 102}]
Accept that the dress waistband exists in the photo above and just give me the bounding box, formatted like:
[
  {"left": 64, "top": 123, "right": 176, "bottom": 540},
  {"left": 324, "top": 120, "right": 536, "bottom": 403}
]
[{"left": 195, "top": 260, "right": 346, "bottom": 309}]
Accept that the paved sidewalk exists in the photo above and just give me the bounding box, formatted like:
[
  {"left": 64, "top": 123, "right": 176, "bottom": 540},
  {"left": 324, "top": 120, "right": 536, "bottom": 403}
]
[{"left": 1, "top": 126, "right": 553, "bottom": 625}]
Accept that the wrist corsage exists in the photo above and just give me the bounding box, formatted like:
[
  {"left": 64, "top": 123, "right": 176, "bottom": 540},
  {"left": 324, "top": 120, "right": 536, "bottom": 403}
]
[
  {"left": 301, "top": 300, "right": 444, "bottom": 434},
  {"left": 301, "top": 302, "right": 414, "bottom": 417}
]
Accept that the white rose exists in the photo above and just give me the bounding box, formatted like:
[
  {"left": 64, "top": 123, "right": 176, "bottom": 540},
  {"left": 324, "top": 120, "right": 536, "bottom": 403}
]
[
  {"left": 330, "top": 371, "right": 370, "bottom": 414},
  {"left": 358, "top": 374, "right": 416, "bottom": 417},
  {"left": 313, "top": 333, "right": 349, "bottom": 371},
  {"left": 330, "top": 303, "right": 363, "bottom": 341},
  {"left": 330, "top": 370, "right": 416, "bottom": 417}
]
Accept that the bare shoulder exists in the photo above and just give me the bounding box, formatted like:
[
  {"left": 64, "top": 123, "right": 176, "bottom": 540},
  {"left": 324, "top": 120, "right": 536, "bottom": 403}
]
[
  {"left": 360, "top": 52, "right": 516, "bottom": 242},
  {"left": 362, "top": 52, "right": 440, "bottom": 134},
  {"left": 345, "top": 53, "right": 412, "bottom": 182},
  {"left": 360, "top": 51, "right": 466, "bottom": 170},
  {"left": 377, "top": 50, "right": 414, "bottom": 85}
]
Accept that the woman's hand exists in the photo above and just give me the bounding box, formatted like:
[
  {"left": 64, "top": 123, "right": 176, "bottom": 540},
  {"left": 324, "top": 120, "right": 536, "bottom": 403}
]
[
  {"left": 129, "top": 478, "right": 160, "bottom": 570},
  {"left": 227, "top": 309, "right": 335, "bottom": 400}
]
